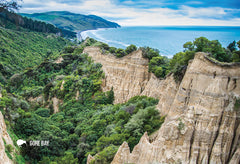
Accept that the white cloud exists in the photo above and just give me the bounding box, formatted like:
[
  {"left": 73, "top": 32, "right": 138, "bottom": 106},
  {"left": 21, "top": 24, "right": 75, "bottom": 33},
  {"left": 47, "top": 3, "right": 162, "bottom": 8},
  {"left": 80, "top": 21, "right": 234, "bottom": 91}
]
[
  {"left": 122, "top": 1, "right": 135, "bottom": 5},
  {"left": 180, "top": 6, "right": 227, "bottom": 18},
  {"left": 19, "top": 0, "right": 240, "bottom": 26}
]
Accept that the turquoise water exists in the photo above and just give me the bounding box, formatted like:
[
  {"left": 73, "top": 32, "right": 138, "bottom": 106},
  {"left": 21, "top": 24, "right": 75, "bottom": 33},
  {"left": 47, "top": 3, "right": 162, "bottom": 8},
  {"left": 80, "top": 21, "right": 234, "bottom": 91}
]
[{"left": 81, "top": 26, "right": 240, "bottom": 57}]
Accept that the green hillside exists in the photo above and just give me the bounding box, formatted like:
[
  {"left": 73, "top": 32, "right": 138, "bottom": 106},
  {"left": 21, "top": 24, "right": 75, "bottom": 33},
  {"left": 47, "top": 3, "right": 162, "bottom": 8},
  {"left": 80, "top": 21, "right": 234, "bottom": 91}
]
[
  {"left": 0, "top": 9, "right": 76, "bottom": 38},
  {"left": 20, "top": 11, "right": 121, "bottom": 32},
  {"left": 0, "top": 13, "right": 72, "bottom": 83},
  {"left": 0, "top": 10, "right": 161, "bottom": 163},
  {"left": 1, "top": 39, "right": 163, "bottom": 163}
]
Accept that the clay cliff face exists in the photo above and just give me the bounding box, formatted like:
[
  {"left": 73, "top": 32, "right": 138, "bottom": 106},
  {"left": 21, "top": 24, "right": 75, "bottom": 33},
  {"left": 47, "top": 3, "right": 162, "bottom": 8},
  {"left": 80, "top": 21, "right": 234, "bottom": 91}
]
[
  {"left": 83, "top": 47, "right": 152, "bottom": 104},
  {"left": 111, "top": 52, "right": 240, "bottom": 164},
  {"left": 141, "top": 73, "right": 178, "bottom": 116},
  {"left": 83, "top": 47, "right": 240, "bottom": 164},
  {"left": 84, "top": 46, "right": 179, "bottom": 114},
  {"left": 0, "top": 112, "right": 14, "bottom": 164}
]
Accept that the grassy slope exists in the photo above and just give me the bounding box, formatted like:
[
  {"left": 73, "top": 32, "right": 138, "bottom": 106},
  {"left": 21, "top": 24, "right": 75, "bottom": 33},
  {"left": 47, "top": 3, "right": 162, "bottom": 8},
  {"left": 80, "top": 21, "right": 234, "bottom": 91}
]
[{"left": 20, "top": 11, "right": 120, "bottom": 32}]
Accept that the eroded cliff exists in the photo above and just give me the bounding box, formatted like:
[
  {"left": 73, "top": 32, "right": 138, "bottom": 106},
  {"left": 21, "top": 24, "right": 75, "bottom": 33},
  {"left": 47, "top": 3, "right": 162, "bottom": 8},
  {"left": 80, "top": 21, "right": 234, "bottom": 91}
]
[
  {"left": 84, "top": 47, "right": 240, "bottom": 164},
  {"left": 0, "top": 112, "right": 14, "bottom": 164},
  {"left": 83, "top": 46, "right": 178, "bottom": 106},
  {"left": 111, "top": 52, "right": 240, "bottom": 164},
  {"left": 83, "top": 47, "right": 151, "bottom": 104}
]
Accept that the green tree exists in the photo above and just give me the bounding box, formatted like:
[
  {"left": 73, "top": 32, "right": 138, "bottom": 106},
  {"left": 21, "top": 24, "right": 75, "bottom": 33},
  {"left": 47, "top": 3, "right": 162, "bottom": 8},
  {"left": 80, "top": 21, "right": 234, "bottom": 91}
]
[
  {"left": 141, "top": 47, "right": 159, "bottom": 60},
  {"left": 227, "top": 40, "right": 237, "bottom": 52},
  {"left": 183, "top": 41, "right": 194, "bottom": 51},
  {"left": 233, "top": 51, "right": 240, "bottom": 62},
  {"left": 106, "top": 87, "right": 114, "bottom": 104},
  {"left": 169, "top": 52, "right": 185, "bottom": 70},
  {"left": 55, "top": 152, "right": 78, "bottom": 164},
  {"left": 193, "top": 37, "right": 210, "bottom": 52},
  {"left": 237, "top": 40, "right": 240, "bottom": 49},
  {"left": 39, "top": 157, "right": 51, "bottom": 164},
  {"left": 209, "top": 40, "right": 229, "bottom": 62},
  {"left": 100, "top": 43, "right": 109, "bottom": 50},
  {"left": 125, "top": 44, "right": 137, "bottom": 54},
  {"left": 232, "top": 40, "right": 240, "bottom": 62},
  {"left": 154, "top": 67, "right": 163, "bottom": 78},
  {"left": 0, "top": 0, "right": 22, "bottom": 12},
  {"left": 5, "top": 144, "right": 13, "bottom": 153},
  {"left": 14, "top": 114, "right": 44, "bottom": 138},
  {"left": 191, "top": 37, "right": 229, "bottom": 62},
  {"left": 148, "top": 56, "right": 169, "bottom": 78},
  {"left": 149, "top": 56, "right": 165, "bottom": 71},
  {"left": 169, "top": 51, "right": 192, "bottom": 83},
  {"left": 35, "top": 108, "right": 50, "bottom": 117},
  {"left": 115, "top": 48, "right": 126, "bottom": 58},
  {"left": 94, "top": 145, "right": 119, "bottom": 164},
  {"left": 109, "top": 47, "right": 117, "bottom": 54}
]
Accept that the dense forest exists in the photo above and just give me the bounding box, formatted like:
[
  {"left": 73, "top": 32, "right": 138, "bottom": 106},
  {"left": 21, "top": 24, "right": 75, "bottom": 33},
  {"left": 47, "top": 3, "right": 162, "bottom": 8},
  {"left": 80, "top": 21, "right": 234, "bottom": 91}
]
[
  {"left": 0, "top": 9, "right": 58, "bottom": 33},
  {"left": 1, "top": 41, "right": 164, "bottom": 163},
  {"left": 0, "top": 9, "right": 76, "bottom": 38},
  {"left": 0, "top": 17, "right": 72, "bottom": 82},
  {"left": 0, "top": 6, "right": 163, "bottom": 163}
]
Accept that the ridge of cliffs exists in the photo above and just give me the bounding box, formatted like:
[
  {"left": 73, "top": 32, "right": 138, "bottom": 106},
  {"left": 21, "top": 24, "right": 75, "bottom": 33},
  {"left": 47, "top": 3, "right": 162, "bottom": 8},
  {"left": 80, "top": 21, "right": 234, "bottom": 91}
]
[
  {"left": 84, "top": 47, "right": 240, "bottom": 164},
  {"left": 83, "top": 46, "right": 175, "bottom": 105},
  {"left": 111, "top": 52, "right": 240, "bottom": 164}
]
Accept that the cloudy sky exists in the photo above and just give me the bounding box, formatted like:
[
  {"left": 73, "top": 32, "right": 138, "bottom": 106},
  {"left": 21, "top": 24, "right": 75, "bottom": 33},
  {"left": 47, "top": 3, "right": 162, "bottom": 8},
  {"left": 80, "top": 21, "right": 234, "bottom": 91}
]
[{"left": 18, "top": 0, "right": 240, "bottom": 26}]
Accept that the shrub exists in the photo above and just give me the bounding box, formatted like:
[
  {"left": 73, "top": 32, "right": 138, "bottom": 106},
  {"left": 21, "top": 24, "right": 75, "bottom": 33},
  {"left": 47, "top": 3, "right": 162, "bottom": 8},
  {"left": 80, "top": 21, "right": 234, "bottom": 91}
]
[
  {"left": 109, "top": 47, "right": 117, "bottom": 54},
  {"left": 73, "top": 47, "right": 84, "bottom": 55},
  {"left": 115, "top": 48, "right": 126, "bottom": 58},
  {"left": 35, "top": 108, "right": 50, "bottom": 117},
  {"left": 14, "top": 154, "right": 26, "bottom": 164},
  {"left": 141, "top": 47, "right": 159, "bottom": 60},
  {"left": 10, "top": 73, "right": 22, "bottom": 87},
  {"left": 64, "top": 46, "right": 75, "bottom": 53},
  {"left": 172, "top": 64, "right": 187, "bottom": 83},
  {"left": 20, "top": 100, "right": 30, "bottom": 110},
  {"left": 6, "top": 144, "right": 14, "bottom": 153},
  {"left": 153, "top": 67, "right": 163, "bottom": 78},
  {"left": 125, "top": 44, "right": 137, "bottom": 54},
  {"left": 5, "top": 150, "right": 12, "bottom": 159},
  {"left": 149, "top": 56, "right": 169, "bottom": 78},
  {"left": 178, "top": 118, "right": 185, "bottom": 131},
  {"left": 94, "top": 145, "right": 119, "bottom": 164},
  {"left": 54, "top": 152, "right": 79, "bottom": 164},
  {"left": 233, "top": 51, "right": 240, "bottom": 62},
  {"left": 100, "top": 43, "right": 110, "bottom": 50}
]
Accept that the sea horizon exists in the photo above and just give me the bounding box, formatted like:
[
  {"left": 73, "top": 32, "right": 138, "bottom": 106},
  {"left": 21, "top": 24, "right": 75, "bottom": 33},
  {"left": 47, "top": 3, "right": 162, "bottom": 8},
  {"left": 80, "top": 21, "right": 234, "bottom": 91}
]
[{"left": 81, "top": 26, "right": 240, "bottom": 57}]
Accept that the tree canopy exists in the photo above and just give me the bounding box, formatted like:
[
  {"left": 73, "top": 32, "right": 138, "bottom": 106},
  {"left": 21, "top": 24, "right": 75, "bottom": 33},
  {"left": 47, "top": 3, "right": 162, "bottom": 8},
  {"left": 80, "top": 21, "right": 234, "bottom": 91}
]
[{"left": 0, "top": 0, "right": 22, "bottom": 12}]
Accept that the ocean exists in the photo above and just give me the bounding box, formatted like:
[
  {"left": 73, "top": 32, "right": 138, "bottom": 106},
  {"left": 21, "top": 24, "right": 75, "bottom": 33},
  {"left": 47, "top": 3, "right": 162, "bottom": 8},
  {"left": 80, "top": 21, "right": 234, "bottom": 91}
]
[{"left": 81, "top": 26, "right": 240, "bottom": 57}]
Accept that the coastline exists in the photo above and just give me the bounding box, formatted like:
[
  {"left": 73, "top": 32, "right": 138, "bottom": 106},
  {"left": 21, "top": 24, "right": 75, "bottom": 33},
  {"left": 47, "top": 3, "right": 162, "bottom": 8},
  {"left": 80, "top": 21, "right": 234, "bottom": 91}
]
[
  {"left": 77, "top": 27, "right": 130, "bottom": 49},
  {"left": 76, "top": 26, "right": 240, "bottom": 57},
  {"left": 77, "top": 27, "right": 120, "bottom": 42}
]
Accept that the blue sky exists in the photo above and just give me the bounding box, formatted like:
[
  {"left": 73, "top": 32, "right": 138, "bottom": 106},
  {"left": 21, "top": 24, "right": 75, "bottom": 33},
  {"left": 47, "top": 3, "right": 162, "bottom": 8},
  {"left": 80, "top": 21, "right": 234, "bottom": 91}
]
[
  {"left": 118, "top": 0, "right": 240, "bottom": 9},
  {"left": 19, "top": 0, "right": 240, "bottom": 26}
]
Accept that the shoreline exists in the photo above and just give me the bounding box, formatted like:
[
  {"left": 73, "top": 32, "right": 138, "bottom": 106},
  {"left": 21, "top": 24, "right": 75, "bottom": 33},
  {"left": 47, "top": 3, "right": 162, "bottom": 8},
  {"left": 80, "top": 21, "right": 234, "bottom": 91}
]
[
  {"left": 77, "top": 27, "right": 120, "bottom": 41},
  {"left": 76, "top": 26, "right": 239, "bottom": 57}
]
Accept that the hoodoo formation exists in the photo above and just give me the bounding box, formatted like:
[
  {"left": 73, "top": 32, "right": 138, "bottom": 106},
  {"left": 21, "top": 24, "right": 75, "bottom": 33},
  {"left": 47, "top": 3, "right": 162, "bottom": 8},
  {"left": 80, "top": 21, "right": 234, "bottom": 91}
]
[{"left": 85, "top": 47, "right": 240, "bottom": 164}]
